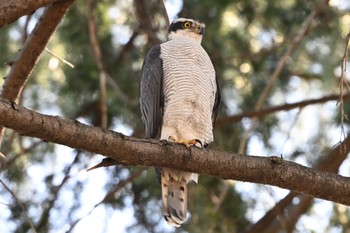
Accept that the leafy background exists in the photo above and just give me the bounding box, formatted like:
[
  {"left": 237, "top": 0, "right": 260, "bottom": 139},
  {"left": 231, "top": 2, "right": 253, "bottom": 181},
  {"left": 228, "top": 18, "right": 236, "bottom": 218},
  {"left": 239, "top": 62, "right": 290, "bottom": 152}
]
[{"left": 0, "top": 0, "right": 350, "bottom": 232}]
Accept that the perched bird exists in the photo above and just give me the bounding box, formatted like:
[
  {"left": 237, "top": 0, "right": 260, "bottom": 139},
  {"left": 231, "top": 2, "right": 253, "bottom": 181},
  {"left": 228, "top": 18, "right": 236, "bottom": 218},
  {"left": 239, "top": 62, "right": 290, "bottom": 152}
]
[{"left": 140, "top": 17, "right": 221, "bottom": 227}]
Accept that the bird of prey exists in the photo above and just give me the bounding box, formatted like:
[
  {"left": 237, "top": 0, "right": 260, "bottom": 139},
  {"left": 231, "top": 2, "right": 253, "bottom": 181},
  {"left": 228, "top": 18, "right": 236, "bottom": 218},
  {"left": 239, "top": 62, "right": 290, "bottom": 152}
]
[{"left": 140, "top": 17, "right": 221, "bottom": 227}]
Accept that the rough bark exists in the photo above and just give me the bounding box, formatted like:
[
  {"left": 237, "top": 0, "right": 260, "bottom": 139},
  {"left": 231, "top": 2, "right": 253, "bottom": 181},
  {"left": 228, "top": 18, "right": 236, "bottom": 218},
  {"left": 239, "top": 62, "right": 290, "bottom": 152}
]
[
  {"left": 0, "top": 0, "right": 56, "bottom": 27},
  {"left": 0, "top": 97, "right": 350, "bottom": 205}
]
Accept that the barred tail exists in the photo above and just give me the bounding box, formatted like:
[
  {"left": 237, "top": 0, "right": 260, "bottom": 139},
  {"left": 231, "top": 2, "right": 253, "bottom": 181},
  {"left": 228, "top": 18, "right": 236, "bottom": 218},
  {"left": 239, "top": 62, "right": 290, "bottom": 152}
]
[{"left": 161, "top": 171, "right": 187, "bottom": 227}]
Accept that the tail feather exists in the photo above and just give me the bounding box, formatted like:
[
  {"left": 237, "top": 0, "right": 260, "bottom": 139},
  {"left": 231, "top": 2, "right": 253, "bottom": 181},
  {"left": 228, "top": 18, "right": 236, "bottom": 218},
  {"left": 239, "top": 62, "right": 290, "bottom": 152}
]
[{"left": 161, "top": 170, "right": 188, "bottom": 227}]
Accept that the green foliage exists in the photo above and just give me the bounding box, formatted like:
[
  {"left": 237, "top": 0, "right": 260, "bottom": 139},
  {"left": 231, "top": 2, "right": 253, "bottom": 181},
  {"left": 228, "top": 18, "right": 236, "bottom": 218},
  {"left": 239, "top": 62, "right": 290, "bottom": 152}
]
[{"left": 1, "top": 0, "right": 350, "bottom": 232}]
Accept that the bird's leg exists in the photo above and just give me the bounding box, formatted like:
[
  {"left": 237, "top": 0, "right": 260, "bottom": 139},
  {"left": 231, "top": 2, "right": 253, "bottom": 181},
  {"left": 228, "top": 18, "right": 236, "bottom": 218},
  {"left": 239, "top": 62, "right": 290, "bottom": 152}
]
[{"left": 168, "top": 136, "right": 203, "bottom": 149}]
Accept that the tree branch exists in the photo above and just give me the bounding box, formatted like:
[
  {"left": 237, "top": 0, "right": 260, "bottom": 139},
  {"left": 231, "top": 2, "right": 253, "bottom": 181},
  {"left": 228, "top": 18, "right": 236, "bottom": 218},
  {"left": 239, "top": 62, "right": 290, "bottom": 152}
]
[
  {"left": 216, "top": 93, "right": 350, "bottom": 126},
  {"left": 1, "top": 97, "right": 350, "bottom": 205},
  {"left": 1, "top": 0, "right": 75, "bottom": 102},
  {"left": 0, "top": 0, "right": 55, "bottom": 27},
  {"left": 0, "top": 0, "right": 75, "bottom": 149}
]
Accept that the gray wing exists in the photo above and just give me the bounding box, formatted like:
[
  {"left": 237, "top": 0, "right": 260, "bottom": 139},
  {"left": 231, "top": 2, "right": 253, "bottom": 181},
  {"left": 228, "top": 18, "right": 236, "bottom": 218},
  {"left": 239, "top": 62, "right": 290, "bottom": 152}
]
[
  {"left": 140, "top": 45, "right": 163, "bottom": 139},
  {"left": 212, "top": 76, "right": 221, "bottom": 126}
]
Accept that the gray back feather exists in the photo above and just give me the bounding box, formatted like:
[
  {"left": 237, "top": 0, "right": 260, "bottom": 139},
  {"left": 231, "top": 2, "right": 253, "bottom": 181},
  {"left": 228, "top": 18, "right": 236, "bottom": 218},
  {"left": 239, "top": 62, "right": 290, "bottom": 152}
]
[{"left": 140, "top": 45, "right": 163, "bottom": 139}]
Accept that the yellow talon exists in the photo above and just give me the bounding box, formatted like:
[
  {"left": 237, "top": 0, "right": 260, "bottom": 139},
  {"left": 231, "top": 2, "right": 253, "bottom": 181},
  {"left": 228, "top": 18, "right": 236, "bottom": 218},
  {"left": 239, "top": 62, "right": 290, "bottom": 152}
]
[{"left": 168, "top": 136, "right": 202, "bottom": 149}]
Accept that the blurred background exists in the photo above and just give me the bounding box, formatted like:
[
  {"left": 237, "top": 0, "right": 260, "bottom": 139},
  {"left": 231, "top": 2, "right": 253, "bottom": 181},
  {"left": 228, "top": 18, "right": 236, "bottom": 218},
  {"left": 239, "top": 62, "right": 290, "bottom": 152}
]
[{"left": 0, "top": 0, "right": 350, "bottom": 232}]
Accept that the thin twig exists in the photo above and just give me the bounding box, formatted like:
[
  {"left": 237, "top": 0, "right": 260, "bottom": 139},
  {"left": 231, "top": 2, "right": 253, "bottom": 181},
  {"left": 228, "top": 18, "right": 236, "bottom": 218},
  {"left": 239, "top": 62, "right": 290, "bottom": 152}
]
[
  {"left": 0, "top": 179, "right": 38, "bottom": 233},
  {"left": 45, "top": 48, "right": 75, "bottom": 68}
]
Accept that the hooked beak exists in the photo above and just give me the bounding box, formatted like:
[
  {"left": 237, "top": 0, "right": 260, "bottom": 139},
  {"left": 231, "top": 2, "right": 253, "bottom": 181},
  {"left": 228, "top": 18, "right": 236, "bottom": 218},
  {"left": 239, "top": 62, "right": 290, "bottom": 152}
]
[{"left": 196, "top": 26, "right": 205, "bottom": 35}]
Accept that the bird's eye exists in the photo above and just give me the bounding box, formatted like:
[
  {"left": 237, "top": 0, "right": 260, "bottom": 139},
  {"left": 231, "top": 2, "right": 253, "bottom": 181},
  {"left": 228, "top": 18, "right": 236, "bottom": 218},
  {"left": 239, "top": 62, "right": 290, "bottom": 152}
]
[{"left": 183, "top": 22, "right": 191, "bottom": 28}]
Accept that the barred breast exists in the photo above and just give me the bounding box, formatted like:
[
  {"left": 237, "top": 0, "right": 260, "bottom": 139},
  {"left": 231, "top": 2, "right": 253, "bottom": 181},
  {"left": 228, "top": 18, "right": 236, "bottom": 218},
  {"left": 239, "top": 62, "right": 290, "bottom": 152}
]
[{"left": 160, "top": 38, "right": 216, "bottom": 144}]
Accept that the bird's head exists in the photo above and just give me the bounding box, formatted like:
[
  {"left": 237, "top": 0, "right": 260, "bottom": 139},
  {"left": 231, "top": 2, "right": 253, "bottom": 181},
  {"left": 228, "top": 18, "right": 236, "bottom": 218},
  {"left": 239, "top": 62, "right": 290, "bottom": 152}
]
[{"left": 168, "top": 18, "right": 205, "bottom": 43}]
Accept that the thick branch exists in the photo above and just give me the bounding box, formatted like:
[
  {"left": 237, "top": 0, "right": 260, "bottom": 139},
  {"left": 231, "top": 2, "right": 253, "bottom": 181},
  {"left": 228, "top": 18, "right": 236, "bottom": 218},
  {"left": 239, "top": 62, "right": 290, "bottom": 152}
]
[
  {"left": 1, "top": 98, "right": 350, "bottom": 205},
  {"left": 0, "top": 0, "right": 55, "bottom": 27}
]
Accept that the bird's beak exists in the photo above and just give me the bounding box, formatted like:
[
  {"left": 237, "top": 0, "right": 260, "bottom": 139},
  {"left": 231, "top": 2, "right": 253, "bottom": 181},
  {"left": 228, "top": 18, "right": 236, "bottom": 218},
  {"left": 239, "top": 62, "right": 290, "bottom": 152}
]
[{"left": 197, "top": 26, "right": 205, "bottom": 35}]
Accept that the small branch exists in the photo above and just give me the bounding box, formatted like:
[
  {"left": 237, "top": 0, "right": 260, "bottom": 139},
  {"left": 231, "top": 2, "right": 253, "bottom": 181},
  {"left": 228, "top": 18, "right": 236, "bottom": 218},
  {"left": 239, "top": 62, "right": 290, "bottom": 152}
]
[
  {"left": 1, "top": 98, "right": 350, "bottom": 205},
  {"left": 0, "top": 179, "right": 38, "bottom": 233},
  {"left": 216, "top": 93, "right": 350, "bottom": 126},
  {"left": 45, "top": 48, "right": 75, "bottom": 68}
]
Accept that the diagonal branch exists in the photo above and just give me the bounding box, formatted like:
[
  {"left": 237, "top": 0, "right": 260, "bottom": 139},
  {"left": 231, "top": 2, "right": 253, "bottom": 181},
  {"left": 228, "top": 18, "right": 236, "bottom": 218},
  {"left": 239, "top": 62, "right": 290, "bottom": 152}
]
[
  {"left": 0, "top": 0, "right": 75, "bottom": 148},
  {"left": 1, "top": 0, "right": 75, "bottom": 102},
  {"left": 1, "top": 98, "right": 350, "bottom": 205},
  {"left": 0, "top": 0, "right": 56, "bottom": 27}
]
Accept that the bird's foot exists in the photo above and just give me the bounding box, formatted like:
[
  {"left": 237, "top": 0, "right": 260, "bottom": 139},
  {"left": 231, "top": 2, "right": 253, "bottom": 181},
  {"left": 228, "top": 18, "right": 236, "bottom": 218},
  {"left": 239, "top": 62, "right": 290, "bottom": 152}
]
[{"left": 168, "top": 136, "right": 202, "bottom": 149}]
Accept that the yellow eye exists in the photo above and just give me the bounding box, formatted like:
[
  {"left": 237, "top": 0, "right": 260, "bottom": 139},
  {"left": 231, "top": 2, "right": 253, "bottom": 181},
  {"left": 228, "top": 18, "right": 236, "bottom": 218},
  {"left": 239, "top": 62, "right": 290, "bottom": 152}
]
[{"left": 183, "top": 22, "right": 191, "bottom": 28}]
